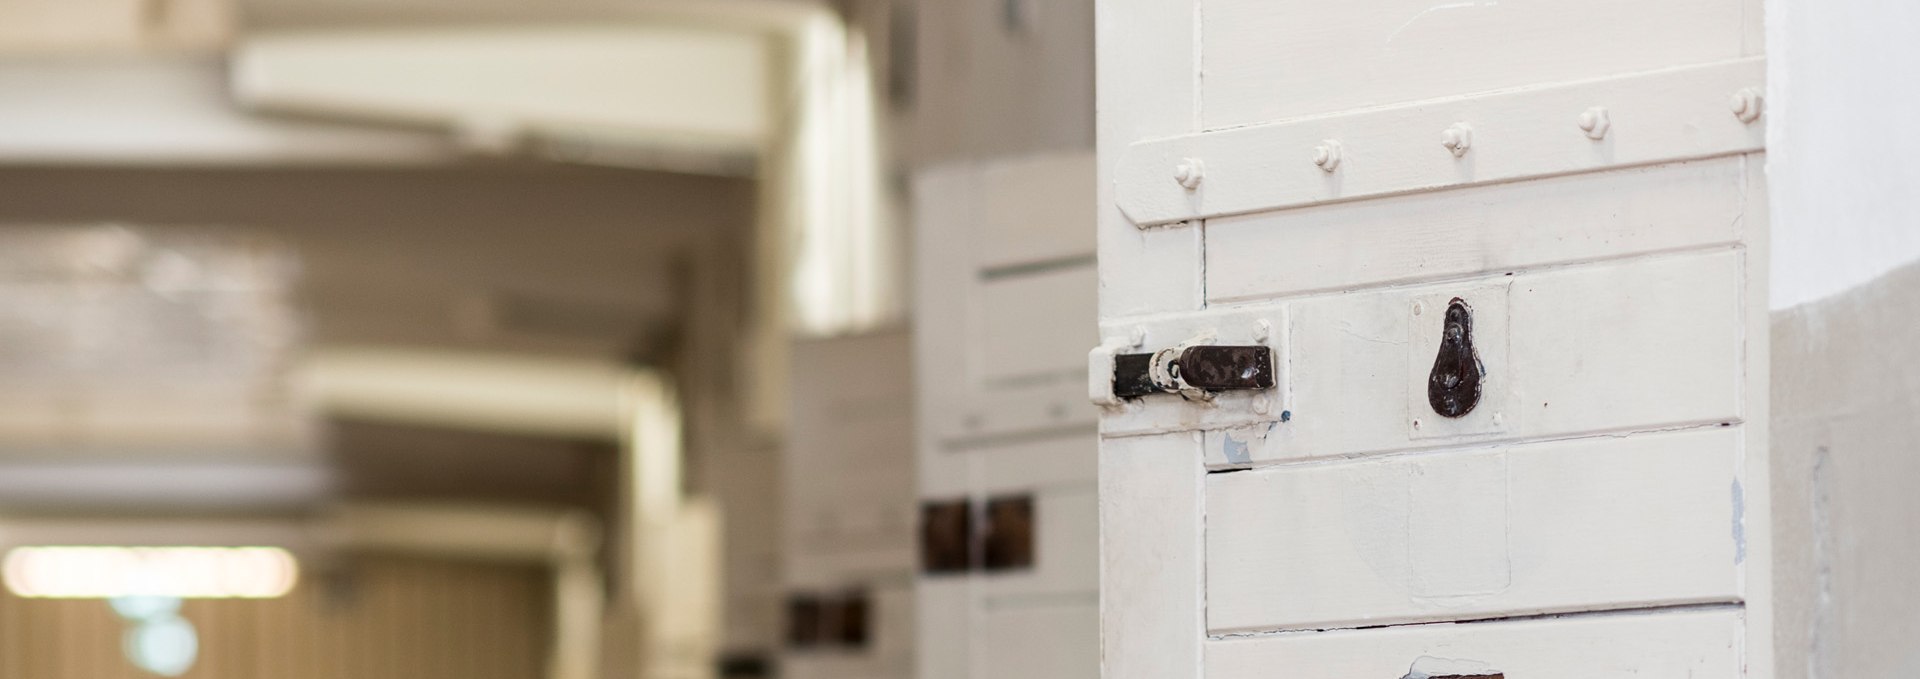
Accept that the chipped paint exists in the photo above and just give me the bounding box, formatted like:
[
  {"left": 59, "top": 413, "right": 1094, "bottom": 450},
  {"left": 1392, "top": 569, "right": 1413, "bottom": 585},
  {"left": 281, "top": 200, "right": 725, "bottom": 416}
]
[
  {"left": 1218, "top": 422, "right": 1279, "bottom": 465},
  {"left": 1402, "top": 655, "right": 1502, "bottom": 679},
  {"left": 1383, "top": 1, "right": 1501, "bottom": 47},
  {"left": 1221, "top": 434, "right": 1252, "bottom": 464},
  {"left": 1732, "top": 477, "right": 1747, "bottom": 564}
]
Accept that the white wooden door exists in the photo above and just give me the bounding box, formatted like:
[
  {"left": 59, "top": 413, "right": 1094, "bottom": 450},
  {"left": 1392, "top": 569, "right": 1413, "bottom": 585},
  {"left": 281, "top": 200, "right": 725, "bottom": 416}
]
[
  {"left": 782, "top": 331, "right": 916, "bottom": 679},
  {"left": 1093, "top": 2, "right": 1771, "bottom": 677},
  {"left": 913, "top": 153, "right": 1100, "bottom": 679}
]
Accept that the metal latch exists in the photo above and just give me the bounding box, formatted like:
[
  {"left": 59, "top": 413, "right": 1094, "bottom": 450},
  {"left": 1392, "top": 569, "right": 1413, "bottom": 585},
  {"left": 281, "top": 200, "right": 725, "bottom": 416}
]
[{"left": 1103, "top": 342, "right": 1275, "bottom": 402}]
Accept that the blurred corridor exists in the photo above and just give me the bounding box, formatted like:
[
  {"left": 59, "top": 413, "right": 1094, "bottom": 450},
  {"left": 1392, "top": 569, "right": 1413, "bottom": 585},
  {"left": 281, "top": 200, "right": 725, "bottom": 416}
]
[{"left": 0, "top": 0, "right": 1089, "bottom": 677}]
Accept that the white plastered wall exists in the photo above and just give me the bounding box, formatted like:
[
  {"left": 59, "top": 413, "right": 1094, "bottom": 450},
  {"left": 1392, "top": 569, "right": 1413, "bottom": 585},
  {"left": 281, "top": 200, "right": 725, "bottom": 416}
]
[{"left": 1766, "top": 0, "right": 1920, "bottom": 676}]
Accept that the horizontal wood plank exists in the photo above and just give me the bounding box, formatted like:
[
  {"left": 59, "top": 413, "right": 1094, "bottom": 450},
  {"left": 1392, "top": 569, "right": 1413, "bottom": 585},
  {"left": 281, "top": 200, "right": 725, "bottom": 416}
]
[
  {"left": 1199, "top": 0, "right": 1752, "bottom": 128},
  {"left": 1205, "top": 607, "right": 1743, "bottom": 679},
  {"left": 979, "top": 600, "right": 1100, "bottom": 679},
  {"left": 1118, "top": 60, "right": 1764, "bottom": 227},
  {"left": 1204, "top": 158, "right": 1750, "bottom": 304},
  {"left": 1196, "top": 249, "right": 1744, "bottom": 462},
  {"left": 1206, "top": 427, "right": 1743, "bottom": 632}
]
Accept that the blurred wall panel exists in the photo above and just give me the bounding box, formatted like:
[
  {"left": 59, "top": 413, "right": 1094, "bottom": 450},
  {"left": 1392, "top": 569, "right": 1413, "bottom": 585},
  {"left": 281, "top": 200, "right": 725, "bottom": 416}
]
[
  {"left": 779, "top": 330, "right": 915, "bottom": 679},
  {"left": 911, "top": 153, "right": 1098, "bottom": 679},
  {"left": 0, "top": 59, "right": 454, "bottom": 165},
  {"left": 892, "top": 0, "right": 1093, "bottom": 168},
  {"left": 0, "top": 166, "right": 753, "bottom": 359},
  {"left": 0, "top": 556, "right": 548, "bottom": 679},
  {"left": 668, "top": 235, "right": 787, "bottom": 666},
  {"left": 0, "top": 0, "right": 233, "bottom": 54}
]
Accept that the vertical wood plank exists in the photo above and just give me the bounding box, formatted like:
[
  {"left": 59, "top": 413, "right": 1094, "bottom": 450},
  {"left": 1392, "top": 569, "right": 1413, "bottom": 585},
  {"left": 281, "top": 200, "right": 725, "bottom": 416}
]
[
  {"left": 1095, "top": 0, "right": 1203, "bottom": 320},
  {"left": 1738, "top": 152, "right": 1775, "bottom": 679},
  {"left": 1100, "top": 432, "right": 1204, "bottom": 679}
]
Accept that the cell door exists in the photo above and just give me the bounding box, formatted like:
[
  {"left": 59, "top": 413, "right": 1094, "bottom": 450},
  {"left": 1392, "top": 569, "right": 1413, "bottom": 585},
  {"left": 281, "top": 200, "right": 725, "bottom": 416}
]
[
  {"left": 914, "top": 153, "right": 1100, "bottom": 679},
  {"left": 1092, "top": 2, "right": 1771, "bottom": 678}
]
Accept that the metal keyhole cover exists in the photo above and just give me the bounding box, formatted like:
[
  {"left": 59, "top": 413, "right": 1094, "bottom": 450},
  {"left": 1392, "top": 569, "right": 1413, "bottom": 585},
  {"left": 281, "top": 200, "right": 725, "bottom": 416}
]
[{"left": 1426, "top": 298, "right": 1484, "bottom": 418}]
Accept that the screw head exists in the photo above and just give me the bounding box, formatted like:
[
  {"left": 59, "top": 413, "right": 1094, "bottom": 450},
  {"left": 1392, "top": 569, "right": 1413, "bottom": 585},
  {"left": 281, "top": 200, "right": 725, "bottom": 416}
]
[
  {"left": 1312, "top": 139, "right": 1342, "bottom": 172},
  {"left": 1730, "top": 87, "right": 1763, "bottom": 124},
  {"left": 1174, "top": 158, "right": 1204, "bottom": 190},
  {"left": 1577, "top": 106, "right": 1611, "bottom": 140},
  {"left": 1441, "top": 123, "right": 1473, "bottom": 157}
]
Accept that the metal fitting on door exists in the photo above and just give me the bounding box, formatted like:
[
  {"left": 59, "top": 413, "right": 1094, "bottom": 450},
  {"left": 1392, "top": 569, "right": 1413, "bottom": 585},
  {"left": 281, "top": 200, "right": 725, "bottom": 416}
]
[
  {"left": 1441, "top": 123, "right": 1473, "bottom": 157},
  {"left": 1577, "top": 106, "right": 1611, "bottom": 140}
]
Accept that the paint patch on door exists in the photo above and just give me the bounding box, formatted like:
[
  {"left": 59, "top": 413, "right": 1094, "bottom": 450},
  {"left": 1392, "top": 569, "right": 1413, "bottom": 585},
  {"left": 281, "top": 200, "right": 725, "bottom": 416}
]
[
  {"left": 1731, "top": 478, "right": 1746, "bottom": 564},
  {"left": 1402, "top": 655, "right": 1503, "bottom": 679},
  {"left": 1408, "top": 453, "right": 1511, "bottom": 599},
  {"left": 1209, "top": 422, "right": 1282, "bottom": 467}
]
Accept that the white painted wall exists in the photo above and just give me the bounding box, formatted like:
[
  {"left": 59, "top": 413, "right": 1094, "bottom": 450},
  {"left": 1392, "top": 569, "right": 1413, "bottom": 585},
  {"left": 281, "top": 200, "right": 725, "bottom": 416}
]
[
  {"left": 1767, "top": 1, "right": 1920, "bottom": 677},
  {"left": 1766, "top": 0, "right": 1920, "bottom": 310}
]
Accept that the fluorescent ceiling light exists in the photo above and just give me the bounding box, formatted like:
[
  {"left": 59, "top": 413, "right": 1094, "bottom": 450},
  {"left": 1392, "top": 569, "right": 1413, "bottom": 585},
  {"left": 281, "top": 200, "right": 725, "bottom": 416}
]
[{"left": 2, "top": 546, "right": 297, "bottom": 599}]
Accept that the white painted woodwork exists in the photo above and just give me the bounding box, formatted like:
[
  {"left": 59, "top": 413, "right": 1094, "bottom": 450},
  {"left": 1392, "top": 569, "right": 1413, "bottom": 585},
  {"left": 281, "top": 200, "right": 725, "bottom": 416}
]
[
  {"left": 1091, "top": 4, "right": 1207, "bottom": 679},
  {"left": 977, "top": 267, "right": 1099, "bottom": 390},
  {"left": 784, "top": 585, "right": 914, "bottom": 679},
  {"left": 1175, "top": 249, "right": 1745, "bottom": 461},
  {"left": 1207, "top": 428, "right": 1742, "bottom": 633},
  {"left": 916, "top": 153, "right": 1099, "bottom": 446},
  {"left": 920, "top": 434, "right": 1095, "bottom": 502},
  {"left": 1097, "top": 0, "right": 1770, "bottom": 674},
  {"left": 915, "top": 581, "right": 970, "bottom": 679},
  {"left": 1203, "top": 158, "right": 1751, "bottom": 303},
  {"left": 783, "top": 330, "right": 916, "bottom": 679},
  {"left": 1093, "top": 0, "right": 1204, "bottom": 322},
  {"left": 1102, "top": 247, "right": 1746, "bottom": 445},
  {"left": 1117, "top": 60, "right": 1765, "bottom": 227},
  {"left": 1099, "top": 432, "right": 1205, "bottom": 679},
  {"left": 973, "top": 488, "right": 1097, "bottom": 600},
  {"left": 902, "top": 0, "right": 1094, "bottom": 167},
  {"left": 978, "top": 601, "right": 1100, "bottom": 679},
  {"left": 1205, "top": 608, "right": 1745, "bottom": 679},
  {"left": 1197, "top": 0, "right": 1760, "bottom": 130},
  {"left": 974, "top": 156, "right": 1101, "bottom": 270},
  {"left": 971, "top": 435, "right": 1096, "bottom": 495},
  {"left": 914, "top": 154, "right": 1100, "bottom": 679}
]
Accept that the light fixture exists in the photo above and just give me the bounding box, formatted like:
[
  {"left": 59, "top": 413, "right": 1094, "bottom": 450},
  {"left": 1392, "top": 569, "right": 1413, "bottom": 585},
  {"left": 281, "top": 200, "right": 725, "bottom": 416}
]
[{"left": 2, "top": 546, "right": 298, "bottom": 599}]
